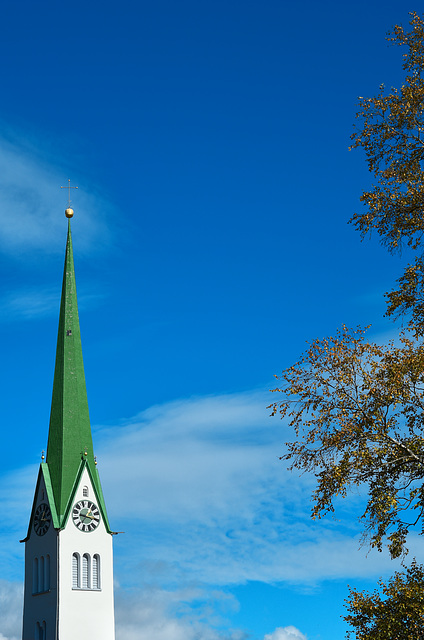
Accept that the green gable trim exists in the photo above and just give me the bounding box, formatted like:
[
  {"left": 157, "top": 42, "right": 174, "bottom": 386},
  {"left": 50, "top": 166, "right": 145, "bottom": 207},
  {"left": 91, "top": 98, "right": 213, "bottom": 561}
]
[
  {"left": 21, "top": 463, "right": 60, "bottom": 542},
  {"left": 60, "top": 458, "right": 112, "bottom": 533},
  {"left": 21, "top": 460, "right": 111, "bottom": 541},
  {"left": 41, "top": 463, "right": 60, "bottom": 528}
]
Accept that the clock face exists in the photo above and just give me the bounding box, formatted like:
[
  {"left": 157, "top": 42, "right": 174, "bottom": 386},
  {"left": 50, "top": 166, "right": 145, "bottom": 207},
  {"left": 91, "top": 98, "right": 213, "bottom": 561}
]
[
  {"left": 72, "top": 500, "right": 100, "bottom": 532},
  {"left": 34, "top": 503, "right": 52, "bottom": 536}
]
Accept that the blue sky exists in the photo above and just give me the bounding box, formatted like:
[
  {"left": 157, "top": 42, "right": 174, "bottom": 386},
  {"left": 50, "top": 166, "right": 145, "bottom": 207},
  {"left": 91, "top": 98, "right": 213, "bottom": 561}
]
[{"left": 0, "top": 1, "right": 422, "bottom": 639}]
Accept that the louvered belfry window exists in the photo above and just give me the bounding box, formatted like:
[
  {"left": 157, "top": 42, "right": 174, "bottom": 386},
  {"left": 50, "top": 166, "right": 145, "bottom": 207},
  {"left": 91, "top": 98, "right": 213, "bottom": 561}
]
[
  {"left": 72, "top": 552, "right": 101, "bottom": 589},
  {"left": 35, "top": 621, "right": 46, "bottom": 640},
  {"left": 82, "top": 553, "right": 90, "bottom": 589},
  {"left": 44, "top": 555, "right": 50, "bottom": 591},
  {"left": 92, "top": 554, "right": 100, "bottom": 589},
  {"left": 39, "top": 556, "right": 45, "bottom": 593},
  {"left": 33, "top": 558, "right": 38, "bottom": 594},
  {"left": 72, "top": 553, "right": 80, "bottom": 589}
]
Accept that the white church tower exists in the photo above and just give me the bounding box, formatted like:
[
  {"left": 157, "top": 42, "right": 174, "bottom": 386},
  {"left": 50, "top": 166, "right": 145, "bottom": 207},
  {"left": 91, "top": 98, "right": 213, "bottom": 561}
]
[{"left": 21, "top": 208, "right": 116, "bottom": 640}]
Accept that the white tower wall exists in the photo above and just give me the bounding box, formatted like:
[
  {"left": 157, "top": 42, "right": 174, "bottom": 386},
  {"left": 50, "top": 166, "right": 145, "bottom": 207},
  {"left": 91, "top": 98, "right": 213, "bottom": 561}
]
[
  {"left": 57, "top": 468, "right": 115, "bottom": 640},
  {"left": 22, "top": 468, "right": 115, "bottom": 640}
]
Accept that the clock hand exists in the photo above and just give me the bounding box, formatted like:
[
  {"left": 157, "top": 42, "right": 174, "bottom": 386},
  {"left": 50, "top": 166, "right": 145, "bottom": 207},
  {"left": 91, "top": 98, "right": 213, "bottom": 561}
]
[{"left": 81, "top": 513, "right": 96, "bottom": 520}]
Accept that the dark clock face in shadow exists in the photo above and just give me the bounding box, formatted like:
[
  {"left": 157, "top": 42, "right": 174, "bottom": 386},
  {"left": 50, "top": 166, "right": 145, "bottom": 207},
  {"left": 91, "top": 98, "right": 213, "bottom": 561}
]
[
  {"left": 72, "top": 500, "right": 100, "bottom": 532},
  {"left": 34, "top": 503, "right": 52, "bottom": 536}
]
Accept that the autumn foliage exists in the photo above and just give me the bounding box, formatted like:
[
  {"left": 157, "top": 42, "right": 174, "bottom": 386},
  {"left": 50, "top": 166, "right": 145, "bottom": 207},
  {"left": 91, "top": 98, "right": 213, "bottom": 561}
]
[
  {"left": 344, "top": 561, "right": 424, "bottom": 640},
  {"left": 270, "top": 325, "right": 424, "bottom": 559},
  {"left": 350, "top": 12, "right": 424, "bottom": 328},
  {"left": 271, "top": 12, "right": 424, "bottom": 638}
]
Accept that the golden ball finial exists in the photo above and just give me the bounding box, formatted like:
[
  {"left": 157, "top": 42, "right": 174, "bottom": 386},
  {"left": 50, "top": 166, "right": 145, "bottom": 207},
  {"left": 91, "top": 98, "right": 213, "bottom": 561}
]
[{"left": 65, "top": 207, "right": 74, "bottom": 218}]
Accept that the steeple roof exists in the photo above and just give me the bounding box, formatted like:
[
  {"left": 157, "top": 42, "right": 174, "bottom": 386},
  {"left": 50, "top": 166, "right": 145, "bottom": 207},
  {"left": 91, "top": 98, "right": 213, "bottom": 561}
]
[{"left": 46, "top": 220, "right": 108, "bottom": 527}]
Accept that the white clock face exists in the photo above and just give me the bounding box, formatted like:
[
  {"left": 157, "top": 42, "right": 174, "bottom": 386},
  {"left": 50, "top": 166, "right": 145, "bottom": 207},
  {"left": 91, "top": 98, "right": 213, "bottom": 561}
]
[{"left": 72, "top": 500, "right": 100, "bottom": 532}]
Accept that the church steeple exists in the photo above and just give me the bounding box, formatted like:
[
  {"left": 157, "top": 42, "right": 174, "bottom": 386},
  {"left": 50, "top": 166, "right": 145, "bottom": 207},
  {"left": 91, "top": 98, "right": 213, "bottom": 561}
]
[
  {"left": 22, "top": 208, "right": 115, "bottom": 640},
  {"left": 46, "top": 219, "right": 107, "bottom": 526}
]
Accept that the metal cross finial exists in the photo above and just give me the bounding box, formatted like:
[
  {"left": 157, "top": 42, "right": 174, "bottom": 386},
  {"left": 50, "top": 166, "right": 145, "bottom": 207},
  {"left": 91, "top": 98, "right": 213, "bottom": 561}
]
[{"left": 60, "top": 178, "right": 78, "bottom": 208}]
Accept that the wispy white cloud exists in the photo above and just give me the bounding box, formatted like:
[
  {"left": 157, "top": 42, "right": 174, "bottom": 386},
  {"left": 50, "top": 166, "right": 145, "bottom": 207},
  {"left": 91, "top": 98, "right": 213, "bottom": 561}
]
[
  {"left": 3, "top": 390, "right": 421, "bottom": 592},
  {"left": 264, "top": 627, "right": 307, "bottom": 640},
  {"left": 95, "top": 391, "right": 419, "bottom": 587},
  {"left": 0, "top": 286, "right": 105, "bottom": 321},
  {"left": 0, "top": 136, "right": 112, "bottom": 255},
  {"left": 98, "top": 391, "right": 287, "bottom": 524},
  {"left": 0, "top": 464, "right": 35, "bottom": 583},
  {"left": 0, "top": 580, "right": 22, "bottom": 640},
  {"left": 0, "top": 288, "right": 59, "bottom": 321},
  {"left": 0, "top": 576, "right": 302, "bottom": 640},
  {"left": 114, "top": 584, "right": 245, "bottom": 640},
  {"left": 2, "top": 390, "right": 422, "bottom": 640}
]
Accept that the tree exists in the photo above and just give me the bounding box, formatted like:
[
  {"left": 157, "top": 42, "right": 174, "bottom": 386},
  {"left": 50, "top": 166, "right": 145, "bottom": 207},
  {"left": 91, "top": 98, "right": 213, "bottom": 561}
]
[
  {"left": 270, "top": 10, "right": 424, "bottom": 560},
  {"left": 350, "top": 12, "right": 424, "bottom": 328},
  {"left": 343, "top": 561, "right": 424, "bottom": 640},
  {"left": 269, "top": 325, "right": 424, "bottom": 559},
  {"left": 270, "top": 12, "right": 424, "bottom": 636}
]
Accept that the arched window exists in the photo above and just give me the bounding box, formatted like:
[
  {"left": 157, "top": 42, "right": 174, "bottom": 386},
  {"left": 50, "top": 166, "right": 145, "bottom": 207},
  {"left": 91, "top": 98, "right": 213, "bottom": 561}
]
[
  {"left": 44, "top": 555, "right": 50, "bottom": 591},
  {"left": 72, "top": 553, "right": 80, "bottom": 589},
  {"left": 33, "top": 558, "right": 38, "bottom": 594},
  {"left": 92, "top": 554, "right": 100, "bottom": 589},
  {"left": 38, "top": 556, "right": 45, "bottom": 593},
  {"left": 72, "top": 552, "right": 101, "bottom": 590},
  {"left": 83, "top": 486, "right": 89, "bottom": 497},
  {"left": 82, "top": 553, "right": 90, "bottom": 589},
  {"left": 33, "top": 556, "right": 50, "bottom": 593},
  {"left": 35, "top": 621, "right": 46, "bottom": 640}
]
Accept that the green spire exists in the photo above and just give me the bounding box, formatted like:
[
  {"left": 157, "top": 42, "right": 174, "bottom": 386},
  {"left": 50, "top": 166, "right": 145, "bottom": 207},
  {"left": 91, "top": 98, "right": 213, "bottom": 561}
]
[{"left": 46, "top": 220, "right": 102, "bottom": 523}]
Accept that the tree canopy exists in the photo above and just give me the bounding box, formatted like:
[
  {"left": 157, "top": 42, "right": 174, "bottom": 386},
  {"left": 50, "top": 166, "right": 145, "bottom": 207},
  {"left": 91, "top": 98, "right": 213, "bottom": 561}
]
[
  {"left": 344, "top": 561, "right": 424, "bottom": 640},
  {"left": 271, "top": 12, "right": 424, "bottom": 637},
  {"left": 270, "top": 10, "right": 424, "bottom": 561},
  {"left": 269, "top": 325, "right": 424, "bottom": 559},
  {"left": 350, "top": 12, "right": 424, "bottom": 328}
]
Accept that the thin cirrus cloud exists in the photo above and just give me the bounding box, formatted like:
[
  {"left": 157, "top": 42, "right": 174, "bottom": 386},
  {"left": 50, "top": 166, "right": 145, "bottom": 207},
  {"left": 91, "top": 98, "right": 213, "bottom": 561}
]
[
  {"left": 0, "top": 577, "right": 305, "bottom": 640},
  {"left": 0, "top": 287, "right": 105, "bottom": 322},
  {"left": 114, "top": 584, "right": 246, "bottom": 640},
  {"left": 2, "top": 389, "right": 420, "bottom": 589},
  {"left": 0, "top": 136, "right": 112, "bottom": 256},
  {"left": 96, "top": 390, "right": 413, "bottom": 588},
  {"left": 0, "top": 288, "right": 59, "bottom": 321},
  {"left": 1, "top": 389, "right": 420, "bottom": 640},
  {"left": 0, "top": 580, "right": 22, "bottom": 640}
]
